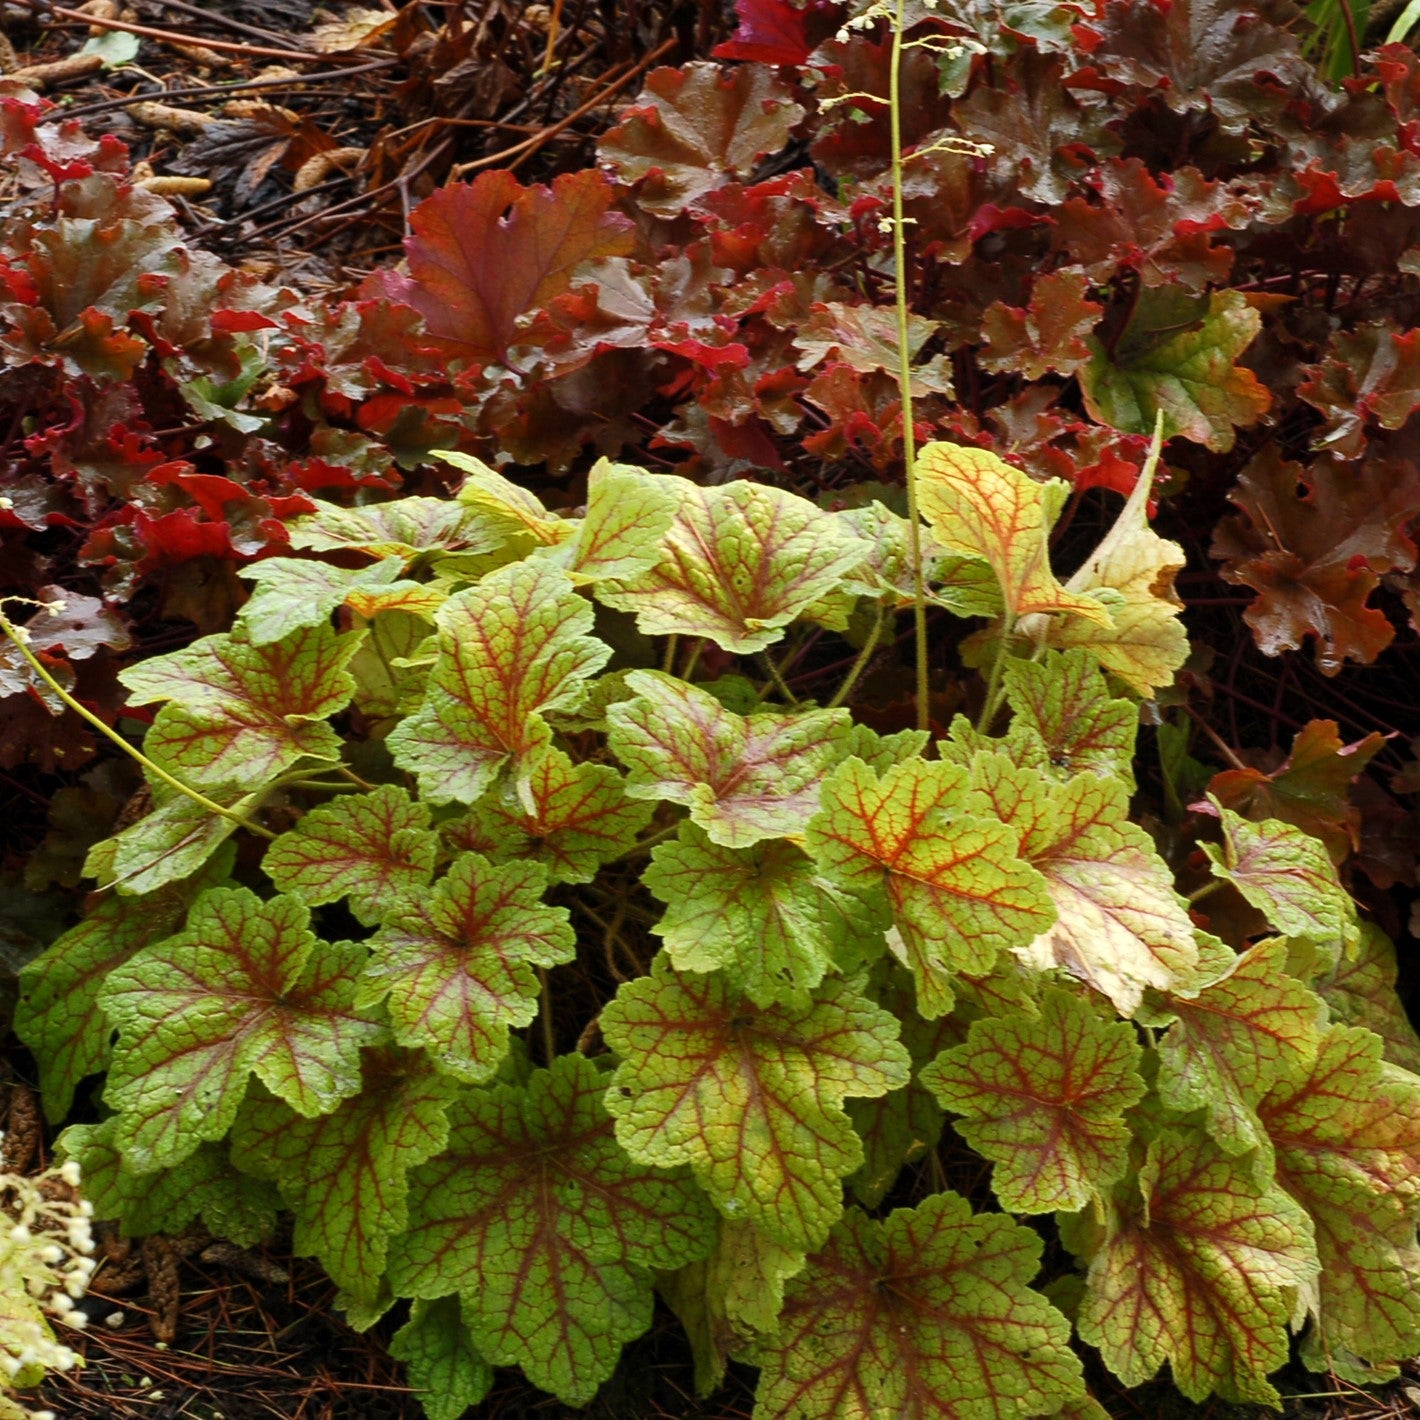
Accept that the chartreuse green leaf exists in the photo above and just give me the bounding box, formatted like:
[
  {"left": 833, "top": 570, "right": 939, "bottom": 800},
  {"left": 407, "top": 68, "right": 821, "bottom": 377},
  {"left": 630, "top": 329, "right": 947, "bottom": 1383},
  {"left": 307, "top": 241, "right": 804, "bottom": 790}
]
[
  {"left": 230, "top": 1051, "right": 460, "bottom": 1304},
  {"left": 915, "top": 442, "right": 1112, "bottom": 626},
  {"left": 545, "top": 457, "right": 681, "bottom": 583},
  {"left": 1071, "top": 1125, "right": 1318, "bottom": 1404},
  {"left": 1260, "top": 1025, "right": 1420, "bottom": 1367},
  {"left": 1034, "top": 437, "right": 1189, "bottom": 696},
  {"left": 99, "top": 887, "right": 384, "bottom": 1173},
  {"left": 642, "top": 825, "right": 881, "bottom": 1008},
  {"left": 57, "top": 1117, "right": 279, "bottom": 1246},
  {"left": 119, "top": 621, "right": 360, "bottom": 789},
  {"left": 1202, "top": 803, "right": 1360, "bottom": 958},
  {"left": 1151, "top": 936, "right": 1324, "bottom": 1159},
  {"left": 91, "top": 784, "right": 261, "bottom": 896},
  {"left": 609, "top": 671, "right": 848, "bottom": 846},
  {"left": 16, "top": 849, "right": 232, "bottom": 1119},
  {"left": 238, "top": 556, "right": 440, "bottom": 645},
  {"left": 746, "top": 1193, "right": 1084, "bottom": 1420},
  {"left": 263, "top": 785, "right": 438, "bottom": 927},
  {"left": 601, "top": 958, "right": 910, "bottom": 1249},
  {"left": 969, "top": 753, "right": 1198, "bottom": 1015},
  {"left": 357, "top": 853, "right": 574, "bottom": 1082},
  {"left": 1080, "top": 289, "right": 1271, "bottom": 452},
  {"left": 389, "top": 1297, "right": 494, "bottom": 1420},
  {"left": 922, "top": 986, "right": 1146, "bottom": 1214},
  {"left": 1312, "top": 923, "right": 1420, "bottom": 1073},
  {"left": 287, "top": 495, "right": 503, "bottom": 562},
  {"left": 441, "top": 747, "right": 652, "bottom": 884},
  {"left": 387, "top": 1054, "right": 715, "bottom": 1405},
  {"left": 447, "top": 450, "right": 570, "bottom": 546},
  {"left": 1004, "top": 650, "right": 1138, "bottom": 784},
  {"left": 845, "top": 962, "right": 959, "bottom": 1209},
  {"left": 805, "top": 757, "right": 1055, "bottom": 1018},
  {"left": 596, "top": 479, "right": 867, "bottom": 653},
  {"left": 658, "top": 1218, "right": 805, "bottom": 1396},
  {"left": 387, "top": 560, "right": 611, "bottom": 807}
]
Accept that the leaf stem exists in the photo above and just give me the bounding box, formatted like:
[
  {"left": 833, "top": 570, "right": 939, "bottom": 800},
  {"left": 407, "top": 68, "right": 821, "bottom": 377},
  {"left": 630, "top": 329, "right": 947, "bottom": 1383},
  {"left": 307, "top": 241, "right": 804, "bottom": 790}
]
[
  {"left": 828, "top": 604, "right": 886, "bottom": 709},
  {"left": 537, "top": 967, "right": 556, "bottom": 1065},
  {"left": 889, "top": 0, "right": 930, "bottom": 734},
  {"left": 0, "top": 605, "right": 274, "bottom": 840},
  {"left": 610, "top": 820, "right": 682, "bottom": 862},
  {"left": 975, "top": 615, "right": 1016, "bottom": 734},
  {"left": 758, "top": 651, "right": 800, "bottom": 706},
  {"left": 1187, "top": 878, "right": 1224, "bottom": 905}
]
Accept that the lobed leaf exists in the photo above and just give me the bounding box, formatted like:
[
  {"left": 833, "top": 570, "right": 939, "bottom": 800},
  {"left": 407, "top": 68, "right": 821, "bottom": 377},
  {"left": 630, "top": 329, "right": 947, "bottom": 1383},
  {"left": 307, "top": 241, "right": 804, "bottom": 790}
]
[
  {"left": 387, "top": 1054, "right": 715, "bottom": 1405},
  {"left": 57, "top": 1117, "right": 278, "bottom": 1247},
  {"left": 608, "top": 670, "right": 849, "bottom": 846},
  {"left": 1073, "top": 1126, "right": 1318, "bottom": 1404},
  {"left": 1259, "top": 1025, "right": 1420, "bottom": 1365},
  {"left": 100, "top": 888, "right": 384, "bottom": 1172},
  {"left": 358, "top": 852, "right": 574, "bottom": 1082},
  {"left": 806, "top": 756, "right": 1055, "bottom": 1017},
  {"left": 389, "top": 1297, "right": 494, "bottom": 1420},
  {"left": 602, "top": 959, "right": 910, "bottom": 1249},
  {"left": 387, "top": 560, "right": 611, "bottom": 807},
  {"left": 1080, "top": 288, "right": 1270, "bottom": 451},
  {"left": 230, "top": 1052, "right": 460, "bottom": 1304},
  {"left": 442, "top": 748, "right": 651, "bottom": 885},
  {"left": 1152, "top": 936, "right": 1324, "bottom": 1158},
  {"left": 746, "top": 1193, "right": 1084, "bottom": 1420},
  {"left": 1202, "top": 803, "right": 1359, "bottom": 956},
  {"left": 643, "top": 824, "right": 881, "bottom": 1007},
  {"left": 596, "top": 480, "right": 867, "bottom": 653},
  {"left": 972, "top": 756, "right": 1199, "bottom": 1015},
  {"left": 915, "top": 442, "right": 1112, "bottom": 626},
  {"left": 922, "top": 986, "right": 1146, "bottom": 1214},
  {"left": 120, "top": 621, "right": 360, "bottom": 789}
]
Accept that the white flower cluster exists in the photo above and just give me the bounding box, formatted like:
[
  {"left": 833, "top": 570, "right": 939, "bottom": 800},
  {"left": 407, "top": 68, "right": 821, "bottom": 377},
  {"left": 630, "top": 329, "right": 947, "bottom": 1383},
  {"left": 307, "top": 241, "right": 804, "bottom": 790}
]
[{"left": 0, "top": 1141, "right": 96, "bottom": 1418}]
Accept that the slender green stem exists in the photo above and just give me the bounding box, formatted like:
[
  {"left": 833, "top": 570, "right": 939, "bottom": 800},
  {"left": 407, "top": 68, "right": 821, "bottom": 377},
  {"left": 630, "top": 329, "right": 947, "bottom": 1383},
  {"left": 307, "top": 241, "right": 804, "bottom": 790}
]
[
  {"left": 337, "top": 765, "right": 376, "bottom": 790},
  {"left": 1188, "top": 878, "right": 1224, "bottom": 906},
  {"left": 610, "top": 820, "right": 682, "bottom": 863},
  {"left": 680, "top": 637, "right": 704, "bottom": 682},
  {"left": 0, "top": 605, "right": 274, "bottom": 839},
  {"left": 889, "top": 0, "right": 930, "bottom": 734},
  {"left": 975, "top": 614, "right": 1016, "bottom": 734},
  {"left": 758, "top": 651, "right": 800, "bottom": 706},
  {"left": 661, "top": 634, "right": 679, "bottom": 675},
  {"left": 828, "top": 604, "right": 886, "bottom": 709},
  {"left": 537, "top": 967, "right": 556, "bottom": 1065}
]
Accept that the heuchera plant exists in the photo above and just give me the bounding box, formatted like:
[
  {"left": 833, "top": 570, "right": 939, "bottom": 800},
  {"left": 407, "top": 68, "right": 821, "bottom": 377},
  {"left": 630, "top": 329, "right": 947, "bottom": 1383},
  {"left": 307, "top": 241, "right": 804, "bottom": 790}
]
[{"left": 6, "top": 0, "right": 1420, "bottom": 1415}]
